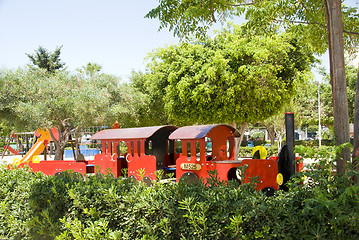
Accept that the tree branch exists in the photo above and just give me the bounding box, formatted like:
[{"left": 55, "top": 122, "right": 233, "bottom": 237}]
[
  {"left": 209, "top": 0, "right": 217, "bottom": 23},
  {"left": 274, "top": 19, "right": 327, "bottom": 29},
  {"left": 343, "top": 30, "right": 359, "bottom": 35},
  {"left": 224, "top": 1, "right": 257, "bottom": 7}
]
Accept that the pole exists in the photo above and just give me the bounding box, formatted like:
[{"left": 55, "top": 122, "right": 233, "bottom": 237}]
[
  {"left": 285, "top": 112, "right": 296, "bottom": 177},
  {"left": 315, "top": 81, "right": 322, "bottom": 147}
]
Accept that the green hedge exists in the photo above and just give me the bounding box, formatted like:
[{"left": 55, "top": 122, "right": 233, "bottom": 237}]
[
  {"left": 1, "top": 155, "right": 359, "bottom": 239},
  {"left": 238, "top": 146, "right": 279, "bottom": 158}
]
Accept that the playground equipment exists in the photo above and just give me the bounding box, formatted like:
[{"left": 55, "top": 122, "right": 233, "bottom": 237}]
[
  {"left": 2, "top": 131, "right": 35, "bottom": 157},
  {"left": 17, "top": 129, "right": 53, "bottom": 165},
  {"left": 10, "top": 113, "right": 302, "bottom": 193}
]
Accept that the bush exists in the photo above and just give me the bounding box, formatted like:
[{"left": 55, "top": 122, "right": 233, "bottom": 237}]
[
  {"left": 1, "top": 150, "right": 358, "bottom": 239},
  {"left": 238, "top": 146, "right": 279, "bottom": 158},
  {"left": 0, "top": 165, "right": 46, "bottom": 239}
]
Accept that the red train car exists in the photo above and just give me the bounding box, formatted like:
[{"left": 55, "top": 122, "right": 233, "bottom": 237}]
[
  {"left": 168, "top": 124, "right": 279, "bottom": 194},
  {"left": 12, "top": 114, "right": 301, "bottom": 194},
  {"left": 90, "top": 125, "right": 178, "bottom": 185}
]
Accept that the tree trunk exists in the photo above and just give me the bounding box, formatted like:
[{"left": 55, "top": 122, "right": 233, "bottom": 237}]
[
  {"left": 324, "top": 0, "right": 351, "bottom": 173},
  {"left": 235, "top": 123, "right": 248, "bottom": 159},
  {"left": 54, "top": 146, "right": 64, "bottom": 161},
  {"left": 49, "top": 119, "right": 75, "bottom": 160},
  {"left": 264, "top": 124, "right": 276, "bottom": 146},
  {"left": 352, "top": 68, "right": 359, "bottom": 182}
]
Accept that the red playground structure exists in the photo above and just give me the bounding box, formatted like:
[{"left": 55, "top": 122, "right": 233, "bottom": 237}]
[
  {"left": 10, "top": 113, "right": 302, "bottom": 193},
  {"left": 168, "top": 124, "right": 280, "bottom": 194},
  {"left": 90, "top": 125, "right": 178, "bottom": 183}
]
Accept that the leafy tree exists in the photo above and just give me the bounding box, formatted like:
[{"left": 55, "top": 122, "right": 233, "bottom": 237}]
[
  {"left": 129, "top": 70, "right": 169, "bottom": 126},
  {"left": 26, "top": 46, "right": 65, "bottom": 74},
  {"left": 353, "top": 65, "right": 359, "bottom": 178},
  {"left": 0, "top": 67, "right": 145, "bottom": 160},
  {"left": 0, "top": 121, "right": 12, "bottom": 139},
  {"left": 312, "top": 64, "right": 358, "bottom": 127},
  {"left": 76, "top": 62, "right": 102, "bottom": 78},
  {"left": 144, "top": 25, "right": 314, "bottom": 152},
  {"left": 146, "top": 0, "right": 359, "bottom": 172}
]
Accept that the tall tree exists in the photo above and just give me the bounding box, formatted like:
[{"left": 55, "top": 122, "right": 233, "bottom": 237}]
[
  {"left": 26, "top": 46, "right": 65, "bottom": 74},
  {"left": 129, "top": 71, "right": 169, "bottom": 126},
  {"left": 145, "top": 26, "right": 314, "bottom": 128},
  {"left": 0, "top": 67, "right": 145, "bottom": 159},
  {"left": 146, "top": 0, "right": 359, "bottom": 172},
  {"left": 353, "top": 65, "right": 359, "bottom": 180}
]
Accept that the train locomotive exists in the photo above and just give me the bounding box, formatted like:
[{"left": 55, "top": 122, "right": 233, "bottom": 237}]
[{"left": 12, "top": 113, "right": 302, "bottom": 193}]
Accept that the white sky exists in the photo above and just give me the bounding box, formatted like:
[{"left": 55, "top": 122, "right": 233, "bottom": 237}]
[{"left": 0, "top": 0, "right": 357, "bottom": 82}]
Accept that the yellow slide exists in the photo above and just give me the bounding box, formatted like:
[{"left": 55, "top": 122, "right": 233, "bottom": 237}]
[{"left": 19, "top": 129, "right": 52, "bottom": 164}]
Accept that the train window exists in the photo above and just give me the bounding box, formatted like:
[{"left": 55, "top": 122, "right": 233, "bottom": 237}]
[
  {"left": 227, "top": 139, "right": 230, "bottom": 158},
  {"left": 131, "top": 141, "right": 134, "bottom": 156},
  {"left": 145, "top": 140, "right": 153, "bottom": 155},
  {"left": 138, "top": 141, "right": 141, "bottom": 157},
  {"left": 118, "top": 141, "right": 127, "bottom": 156},
  {"left": 187, "top": 141, "right": 191, "bottom": 160},
  {"left": 168, "top": 140, "right": 174, "bottom": 154},
  {"left": 205, "top": 137, "right": 213, "bottom": 161},
  {"left": 196, "top": 141, "right": 200, "bottom": 161},
  {"left": 96, "top": 140, "right": 102, "bottom": 152},
  {"left": 115, "top": 142, "right": 119, "bottom": 155},
  {"left": 175, "top": 140, "right": 182, "bottom": 154}
]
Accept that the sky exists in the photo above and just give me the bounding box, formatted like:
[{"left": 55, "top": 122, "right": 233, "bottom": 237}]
[
  {"left": 0, "top": 0, "right": 358, "bottom": 82},
  {"left": 0, "top": 0, "right": 182, "bottom": 80}
]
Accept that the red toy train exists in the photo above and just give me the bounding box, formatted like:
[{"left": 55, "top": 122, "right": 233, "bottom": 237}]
[{"left": 12, "top": 113, "right": 302, "bottom": 194}]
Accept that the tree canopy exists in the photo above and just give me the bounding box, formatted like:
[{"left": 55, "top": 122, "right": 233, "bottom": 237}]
[
  {"left": 26, "top": 46, "right": 65, "bottom": 74},
  {"left": 146, "top": 0, "right": 359, "bottom": 52},
  {"left": 143, "top": 26, "right": 315, "bottom": 126},
  {"left": 0, "top": 66, "right": 148, "bottom": 159},
  {"left": 147, "top": 0, "right": 359, "bottom": 172}
]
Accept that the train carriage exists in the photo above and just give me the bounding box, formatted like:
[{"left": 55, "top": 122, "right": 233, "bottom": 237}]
[
  {"left": 168, "top": 124, "right": 279, "bottom": 193},
  {"left": 90, "top": 125, "right": 178, "bottom": 183},
  {"left": 10, "top": 113, "right": 301, "bottom": 194}
]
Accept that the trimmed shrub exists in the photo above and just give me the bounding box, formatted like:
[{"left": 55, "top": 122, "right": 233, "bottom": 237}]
[{"left": 1, "top": 149, "right": 358, "bottom": 239}]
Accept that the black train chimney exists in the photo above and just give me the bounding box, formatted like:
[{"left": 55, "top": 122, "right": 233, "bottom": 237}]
[{"left": 285, "top": 112, "right": 296, "bottom": 177}]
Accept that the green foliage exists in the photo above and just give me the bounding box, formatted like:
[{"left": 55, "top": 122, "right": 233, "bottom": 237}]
[
  {"left": 238, "top": 146, "right": 279, "bottom": 158},
  {"left": 129, "top": 71, "right": 169, "bottom": 126},
  {"left": 146, "top": 0, "right": 359, "bottom": 55},
  {"left": 26, "top": 46, "right": 65, "bottom": 74},
  {"left": 0, "top": 66, "right": 150, "bottom": 159},
  {"left": 0, "top": 66, "right": 150, "bottom": 131},
  {"left": 0, "top": 165, "right": 46, "bottom": 239},
  {"left": 319, "top": 64, "right": 359, "bottom": 125},
  {"left": 76, "top": 62, "right": 102, "bottom": 78},
  {"left": 145, "top": 25, "right": 314, "bottom": 125},
  {"left": 1, "top": 155, "right": 359, "bottom": 239},
  {"left": 0, "top": 121, "right": 12, "bottom": 138}
]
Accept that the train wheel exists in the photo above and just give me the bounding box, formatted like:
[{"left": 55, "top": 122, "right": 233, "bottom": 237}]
[
  {"left": 143, "top": 176, "right": 153, "bottom": 186},
  {"left": 73, "top": 172, "right": 84, "bottom": 182},
  {"left": 227, "top": 167, "right": 241, "bottom": 184},
  {"left": 180, "top": 172, "right": 199, "bottom": 184},
  {"left": 54, "top": 172, "right": 63, "bottom": 178},
  {"left": 261, "top": 187, "right": 276, "bottom": 197},
  {"left": 95, "top": 172, "right": 104, "bottom": 179},
  {"left": 128, "top": 175, "right": 137, "bottom": 183},
  {"left": 54, "top": 171, "right": 83, "bottom": 181}
]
